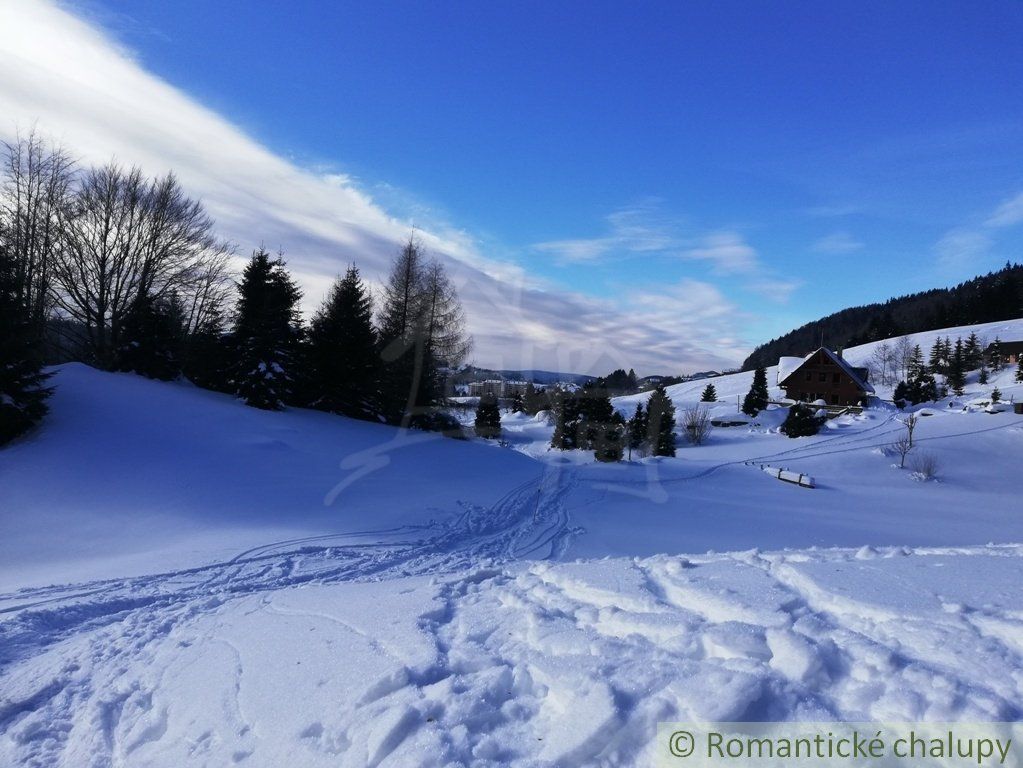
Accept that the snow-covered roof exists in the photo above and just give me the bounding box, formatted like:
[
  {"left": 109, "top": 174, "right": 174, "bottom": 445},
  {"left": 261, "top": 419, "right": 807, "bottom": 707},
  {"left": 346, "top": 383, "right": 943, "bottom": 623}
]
[
  {"left": 776, "top": 356, "right": 804, "bottom": 385},
  {"left": 778, "top": 348, "right": 875, "bottom": 394}
]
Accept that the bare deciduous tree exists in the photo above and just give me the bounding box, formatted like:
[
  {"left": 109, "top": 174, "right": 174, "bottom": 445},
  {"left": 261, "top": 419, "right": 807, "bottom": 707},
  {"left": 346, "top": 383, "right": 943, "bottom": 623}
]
[
  {"left": 681, "top": 405, "right": 713, "bottom": 445},
  {"left": 891, "top": 434, "right": 914, "bottom": 468},
  {"left": 870, "top": 341, "right": 895, "bottom": 387},
  {"left": 904, "top": 412, "right": 918, "bottom": 447},
  {"left": 0, "top": 130, "right": 74, "bottom": 333},
  {"left": 50, "top": 163, "right": 231, "bottom": 365},
  {"left": 893, "top": 336, "right": 914, "bottom": 382}
]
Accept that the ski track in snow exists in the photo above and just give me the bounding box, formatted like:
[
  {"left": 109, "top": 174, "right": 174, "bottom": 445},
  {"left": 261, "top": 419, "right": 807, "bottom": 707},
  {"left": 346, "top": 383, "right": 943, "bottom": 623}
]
[
  {"left": 4, "top": 538, "right": 1023, "bottom": 766},
  {"left": 4, "top": 451, "right": 1023, "bottom": 766},
  {"left": 5, "top": 337, "right": 1023, "bottom": 765}
]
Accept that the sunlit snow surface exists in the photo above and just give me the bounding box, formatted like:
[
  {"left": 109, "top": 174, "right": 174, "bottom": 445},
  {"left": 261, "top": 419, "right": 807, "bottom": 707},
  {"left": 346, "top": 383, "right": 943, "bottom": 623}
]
[{"left": 2, "top": 319, "right": 1023, "bottom": 766}]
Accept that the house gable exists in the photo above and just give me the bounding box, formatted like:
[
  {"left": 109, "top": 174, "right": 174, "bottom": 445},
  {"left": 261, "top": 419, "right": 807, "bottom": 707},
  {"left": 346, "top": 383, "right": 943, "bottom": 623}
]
[{"left": 778, "top": 347, "right": 874, "bottom": 405}]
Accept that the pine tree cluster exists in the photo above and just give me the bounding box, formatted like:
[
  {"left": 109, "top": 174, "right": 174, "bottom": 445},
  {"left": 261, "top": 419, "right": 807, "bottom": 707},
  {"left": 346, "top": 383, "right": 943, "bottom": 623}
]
[{"left": 549, "top": 385, "right": 628, "bottom": 461}]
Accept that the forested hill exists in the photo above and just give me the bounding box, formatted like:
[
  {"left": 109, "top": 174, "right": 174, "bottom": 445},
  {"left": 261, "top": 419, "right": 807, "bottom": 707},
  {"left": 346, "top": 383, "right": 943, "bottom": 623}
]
[{"left": 742, "top": 262, "right": 1023, "bottom": 370}]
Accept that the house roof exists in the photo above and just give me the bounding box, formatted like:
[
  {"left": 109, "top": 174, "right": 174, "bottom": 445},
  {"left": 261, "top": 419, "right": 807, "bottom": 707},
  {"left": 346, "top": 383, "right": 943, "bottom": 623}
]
[
  {"left": 778, "top": 347, "right": 875, "bottom": 394},
  {"left": 986, "top": 340, "right": 1023, "bottom": 352}
]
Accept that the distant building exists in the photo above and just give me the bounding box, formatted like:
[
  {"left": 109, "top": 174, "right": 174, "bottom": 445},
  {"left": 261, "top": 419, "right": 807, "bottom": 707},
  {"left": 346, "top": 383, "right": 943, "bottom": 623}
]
[
  {"left": 777, "top": 348, "right": 874, "bottom": 406},
  {"left": 986, "top": 340, "right": 1023, "bottom": 365},
  {"left": 467, "top": 380, "right": 531, "bottom": 398},
  {"left": 686, "top": 371, "right": 720, "bottom": 381}
]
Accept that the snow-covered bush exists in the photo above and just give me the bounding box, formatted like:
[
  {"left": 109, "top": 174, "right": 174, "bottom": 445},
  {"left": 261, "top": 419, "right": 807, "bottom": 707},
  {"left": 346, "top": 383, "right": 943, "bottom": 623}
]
[{"left": 780, "top": 404, "right": 824, "bottom": 438}]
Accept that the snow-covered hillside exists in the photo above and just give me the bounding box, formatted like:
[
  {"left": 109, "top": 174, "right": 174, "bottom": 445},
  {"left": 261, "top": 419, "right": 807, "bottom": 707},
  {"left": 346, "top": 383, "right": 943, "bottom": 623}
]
[
  {"left": 616, "top": 317, "right": 1023, "bottom": 412},
  {"left": 2, "top": 318, "right": 1023, "bottom": 767}
]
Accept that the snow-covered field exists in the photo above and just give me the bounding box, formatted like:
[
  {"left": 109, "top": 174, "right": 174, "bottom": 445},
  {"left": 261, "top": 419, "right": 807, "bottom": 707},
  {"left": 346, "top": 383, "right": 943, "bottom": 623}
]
[{"left": 2, "top": 319, "right": 1023, "bottom": 766}]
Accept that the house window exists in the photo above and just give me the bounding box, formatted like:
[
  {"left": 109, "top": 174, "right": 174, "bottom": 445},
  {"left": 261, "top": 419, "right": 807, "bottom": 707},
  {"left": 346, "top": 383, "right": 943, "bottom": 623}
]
[
  {"left": 818, "top": 372, "right": 827, "bottom": 382},
  {"left": 805, "top": 371, "right": 812, "bottom": 381}
]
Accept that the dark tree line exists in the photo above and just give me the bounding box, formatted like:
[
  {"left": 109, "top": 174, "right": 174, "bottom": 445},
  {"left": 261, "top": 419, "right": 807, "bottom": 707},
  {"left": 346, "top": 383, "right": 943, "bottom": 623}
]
[{"left": 743, "top": 262, "right": 1023, "bottom": 370}]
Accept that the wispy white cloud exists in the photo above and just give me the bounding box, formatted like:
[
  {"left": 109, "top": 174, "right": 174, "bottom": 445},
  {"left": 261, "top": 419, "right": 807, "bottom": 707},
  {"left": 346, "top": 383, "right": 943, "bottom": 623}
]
[
  {"left": 0, "top": 0, "right": 753, "bottom": 374},
  {"left": 811, "top": 231, "right": 863, "bottom": 254},
  {"left": 935, "top": 229, "right": 992, "bottom": 274},
  {"left": 932, "top": 188, "right": 1023, "bottom": 276},
  {"left": 744, "top": 277, "right": 802, "bottom": 304},
  {"left": 533, "top": 202, "right": 798, "bottom": 305},
  {"left": 680, "top": 232, "right": 758, "bottom": 275},
  {"left": 985, "top": 191, "right": 1023, "bottom": 228},
  {"left": 532, "top": 200, "right": 676, "bottom": 264}
]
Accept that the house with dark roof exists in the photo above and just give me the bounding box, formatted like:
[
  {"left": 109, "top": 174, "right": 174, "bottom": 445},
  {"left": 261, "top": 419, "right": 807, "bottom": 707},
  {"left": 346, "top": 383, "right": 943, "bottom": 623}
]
[
  {"left": 777, "top": 348, "right": 874, "bottom": 406},
  {"left": 985, "top": 340, "right": 1023, "bottom": 366}
]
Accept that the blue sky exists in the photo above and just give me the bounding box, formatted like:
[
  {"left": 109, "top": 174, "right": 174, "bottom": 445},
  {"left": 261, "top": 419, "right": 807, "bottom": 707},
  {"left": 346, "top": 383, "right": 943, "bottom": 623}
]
[{"left": 2, "top": 1, "right": 1023, "bottom": 372}]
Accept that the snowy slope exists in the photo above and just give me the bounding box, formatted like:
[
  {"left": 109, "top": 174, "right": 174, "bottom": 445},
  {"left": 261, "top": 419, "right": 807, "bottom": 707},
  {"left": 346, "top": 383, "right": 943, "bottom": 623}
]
[
  {"left": 3, "top": 317, "right": 1023, "bottom": 767},
  {"left": 3, "top": 546, "right": 1023, "bottom": 766},
  {"left": 614, "top": 317, "right": 1023, "bottom": 413},
  {"left": 0, "top": 364, "right": 542, "bottom": 590}
]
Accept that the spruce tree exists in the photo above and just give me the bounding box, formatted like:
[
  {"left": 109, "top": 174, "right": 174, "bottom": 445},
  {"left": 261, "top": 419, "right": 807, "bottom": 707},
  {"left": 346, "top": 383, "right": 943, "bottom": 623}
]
[
  {"left": 524, "top": 382, "right": 546, "bottom": 415},
  {"left": 576, "top": 386, "right": 609, "bottom": 450},
  {"left": 550, "top": 390, "right": 584, "bottom": 450},
  {"left": 741, "top": 366, "right": 769, "bottom": 416},
  {"left": 626, "top": 368, "right": 638, "bottom": 393},
  {"left": 0, "top": 241, "right": 52, "bottom": 444},
  {"left": 183, "top": 311, "right": 231, "bottom": 393},
  {"left": 115, "top": 291, "right": 185, "bottom": 380},
  {"left": 978, "top": 366, "right": 989, "bottom": 385},
  {"left": 627, "top": 402, "right": 648, "bottom": 457},
  {"left": 990, "top": 337, "right": 1005, "bottom": 371},
  {"left": 947, "top": 338, "right": 966, "bottom": 396},
  {"left": 964, "top": 332, "right": 982, "bottom": 369},
  {"left": 230, "top": 249, "right": 303, "bottom": 410},
  {"left": 306, "top": 265, "right": 380, "bottom": 420},
  {"left": 576, "top": 387, "right": 623, "bottom": 459},
  {"left": 510, "top": 391, "right": 525, "bottom": 414},
  {"left": 700, "top": 383, "right": 717, "bottom": 402},
  {"left": 593, "top": 410, "right": 625, "bottom": 462},
  {"left": 780, "top": 403, "right": 824, "bottom": 438},
  {"left": 1016, "top": 357, "right": 1023, "bottom": 384},
  {"left": 646, "top": 385, "right": 676, "bottom": 457},
  {"left": 992, "top": 387, "right": 1002, "bottom": 403},
  {"left": 928, "top": 339, "right": 944, "bottom": 375},
  {"left": 908, "top": 345, "right": 926, "bottom": 379},
  {"left": 474, "top": 392, "right": 502, "bottom": 439}
]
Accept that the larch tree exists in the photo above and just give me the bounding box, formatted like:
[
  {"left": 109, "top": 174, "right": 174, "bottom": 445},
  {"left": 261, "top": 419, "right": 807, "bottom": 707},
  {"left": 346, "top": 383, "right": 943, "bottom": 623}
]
[{"left": 377, "top": 234, "right": 470, "bottom": 429}]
